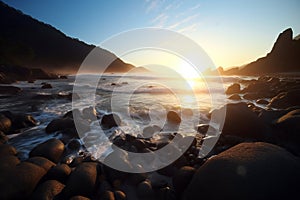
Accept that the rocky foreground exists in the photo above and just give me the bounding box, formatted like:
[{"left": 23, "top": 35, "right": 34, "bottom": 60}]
[{"left": 1, "top": 76, "right": 300, "bottom": 200}]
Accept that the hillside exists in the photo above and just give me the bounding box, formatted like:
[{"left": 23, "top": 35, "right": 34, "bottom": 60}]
[{"left": 0, "top": 1, "right": 134, "bottom": 74}]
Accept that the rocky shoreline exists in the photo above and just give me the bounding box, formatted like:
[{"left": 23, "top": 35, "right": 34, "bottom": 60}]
[{"left": 1, "top": 75, "right": 300, "bottom": 200}]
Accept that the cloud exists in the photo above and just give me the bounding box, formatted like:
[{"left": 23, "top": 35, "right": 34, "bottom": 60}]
[
  {"left": 168, "top": 14, "right": 199, "bottom": 30},
  {"left": 151, "top": 13, "right": 169, "bottom": 27},
  {"left": 177, "top": 23, "right": 199, "bottom": 33},
  {"left": 145, "top": 0, "right": 162, "bottom": 13},
  {"left": 189, "top": 3, "right": 201, "bottom": 11}
]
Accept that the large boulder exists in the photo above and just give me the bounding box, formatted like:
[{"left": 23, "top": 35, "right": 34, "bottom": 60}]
[
  {"left": 29, "top": 138, "right": 65, "bottom": 163},
  {"left": 31, "top": 180, "right": 65, "bottom": 200},
  {"left": 46, "top": 118, "right": 75, "bottom": 133},
  {"left": 225, "top": 83, "right": 241, "bottom": 95},
  {"left": 269, "top": 89, "right": 300, "bottom": 109},
  {"left": 62, "top": 162, "right": 98, "bottom": 198},
  {"left": 167, "top": 110, "right": 181, "bottom": 124},
  {"left": 211, "top": 103, "right": 268, "bottom": 140},
  {"left": 184, "top": 142, "right": 300, "bottom": 200},
  {"left": 0, "top": 114, "right": 12, "bottom": 133},
  {"left": 26, "top": 156, "right": 56, "bottom": 172},
  {"left": 45, "top": 163, "right": 72, "bottom": 183},
  {"left": 172, "top": 166, "right": 196, "bottom": 196},
  {"left": 101, "top": 113, "right": 121, "bottom": 129}
]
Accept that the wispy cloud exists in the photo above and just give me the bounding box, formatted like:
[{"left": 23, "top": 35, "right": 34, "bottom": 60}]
[
  {"left": 145, "top": 0, "right": 163, "bottom": 13},
  {"left": 177, "top": 23, "right": 199, "bottom": 33},
  {"left": 150, "top": 13, "right": 169, "bottom": 27},
  {"left": 189, "top": 3, "right": 201, "bottom": 11},
  {"left": 167, "top": 14, "right": 199, "bottom": 30}
]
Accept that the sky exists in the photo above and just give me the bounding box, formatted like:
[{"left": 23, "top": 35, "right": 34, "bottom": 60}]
[{"left": 3, "top": 0, "right": 300, "bottom": 69}]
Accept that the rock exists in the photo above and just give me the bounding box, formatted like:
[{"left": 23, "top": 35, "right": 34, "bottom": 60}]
[
  {"left": 196, "top": 124, "right": 209, "bottom": 135},
  {"left": 41, "top": 83, "right": 53, "bottom": 89},
  {"left": 137, "top": 180, "right": 154, "bottom": 198},
  {"left": 62, "top": 162, "right": 98, "bottom": 198},
  {"left": 167, "top": 110, "right": 181, "bottom": 124},
  {"left": 60, "top": 75, "right": 68, "bottom": 79},
  {"left": 0, "top": 144, "right": 17, "bottom": 157},
  {"left": 243, "top": 93, "right": 261, "bottom": 100},
  {"left": 11, "top": 114, "right": 38, "bottom": 129},
  {"left": 211, "top": 103, "right": 268, "bottom": 140},
  {"left": 29, "top": 138, "right": 65, "bottom": 163},
  {"left": 82, "top": 106, "right": 97, "bottom": 121},
  {"left": 0, "top": 131, "right": 8, "bottom": 144},
  {"left": 228, "top": 94, "right": 241, "bottom": 100},
  {"left": 101, "top": 113, "right": 121, "bottom": 129},
  {"left": 45, "top": 163, "right": 71, "bottom": 183},
  {"left": 0, "top": 114, "right": 12, "bottom": 133},
  {"left": 46, "top": 118, "right": 75, "bottom": 133},
  {"left": 114, "top": 190, "right": 126, "bottom": 200},
  {"left": 0, "top": 155, "right": 20, "bottom": 171},
  {"left": 101, "top": 190, "right": 115, "bottom": 200},
  {"left": 26, "top": 156, "right": 56, "bottom": 171},
  {"left": 225, "top": 83, "right": 241, "bottom": 94},
  {"left": 172, "top": 166, "right": 196, "bottom": 196},
  {"left": 0, "top": 162, "right": 47, "bottom": 199},
  {"left": 256, "top": 99, "right": 269, "bottom": 105},
  {"left": 67, "top": 139, "right": 81, "bottom": 151},
  {"left": 70, "top": 196, "right": 91, "bottom": 200},
  {"left": 269, "top": 89, "right": 300, "bottom": 109},
  {"left": 31, "top": 180, "right": 65, "bottom": 200},
  {"left": 0, "top": 85, "right": 22, "bottom": 94},
  {"left": 184, "top": 142, "right": 300, "bottom": 200}
]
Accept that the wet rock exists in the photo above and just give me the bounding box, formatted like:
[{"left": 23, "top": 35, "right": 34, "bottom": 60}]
[
  {"left": 0, "top": 144, "right": 17, "bottom": 156},
  {"left": 137, "top": 180, "right": 154, "bottom": 199},
  {"left": 114, "top": 190, "right": 126, "bottom": 200},
  {"left": 196, "top": 124, "right": 209, "bottom": 135},
  {"left": 0, "top": 162, "right": 47, "bottom": 199},
  {"left": 45, "top": 163, "right": 71, "bottom": 183},
  {"left": 62, "top": 162, "right": 98, "bottom": 198},
  {"left": 67, "top": 139, "right": 81, "bottom": 151},
  {"left": 172, "top": 166, "right": 196, "bottom": 196},
  {"left": 26, "top": 156, "right": 55, "bottom": 171},
  {"left": 211, "top": 103, "right": 268, "bottom": 140},
  {"left": 0, "top": 85, "right": 22, "bottom": 94},
  {"left": 256, "top": 99, "right": 269, "bottom": 105},
  {"left": 269, "top": 89, "right": 300, "bottom": 109},
  {"left": 225, "top": 83, "right": 241, "bottom": 94},
  {"left": 46, "top": 117, "right": 75, "bottom": 133},
  {"left": 29, "top": 138, "right": 65, "bottom": 163},
  {"left": 82, "top": 106, "right": 97, "bottom": 121},
  {"left": 184, "top": 142, "right": 300, "bottom": 200},
  {"left": 31, "top": 180, "right": 65, "bottom": 200},
  {"left": 101, "top": 190, "right": 115, "bottom": 200},
  {"left": 167, "top": 110, "right": 181, "bottom": 124},
  {"left": 228, "top": 94, "right": 241, "bottom": 100},
  {"left": 41, "top": 83, "right": 53, "bottom": 89},
  {"left": 0, "top": 131, "right": 8, "bottom": 144},
  {"left": 11, "top": 114, "right": 38, "bottom": 129},
  {"left": 0, "top": 155, "right": 20, "bottom": 171},
  {"left": 101, "top": 113, "right": 121, "bottom": 129},
  {"left": 243, "top": 93, "right": 261, "bottom": 100},
  {"left": 0, "top": 114, "right": 12, "bottom": 133},
  {"left": 70, "top": 196, "right": 91, "bottom": 200},
  {"left": 60, "top": 75, "right": 68, "bottom": 79}
]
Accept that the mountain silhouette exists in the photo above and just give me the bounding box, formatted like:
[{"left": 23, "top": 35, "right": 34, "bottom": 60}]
[{"left": 0, "top": 1, "right": 134, "bottom": 74}]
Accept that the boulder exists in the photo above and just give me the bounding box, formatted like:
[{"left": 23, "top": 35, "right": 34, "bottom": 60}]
[
  {"left": 269, "top": 89, "right": 300, "bottom": 109},
  {"left": 26, "top": 156, "right": 56, "bottom": 172},
  {"left": 70, "top": 196, "right": 91, "bottom": 200},
  {"left": 101, "top": 113, "right": 121, "bottom": 129},
  {"left": 82, "top": 106, "right": 97, "bottom": 121},
  {"left": 167, "top": 110, "right": 181, "bottom": 124},
  {"left": 228, "top": 94, "right": 241, "bottom": 100},
  {"left": 0, "top": 144, "right": 17, "bottom": 157},
  {"left": 211, "top": 103, "right": 268, "bottom": 140},
  {"left": 0, "top": 114, "right": 12, "bottom": 133},
  {"left": 137, "top": 180, "right": 154, "bottom": 199},
  {"left": 41, "top": 83, "right": 53, "bottom": 89},
  {"left": 172, "top": 166, "right": 196, "bottom": 196},
  {"left": 256, "top": 99, "right": 269, "bottom": 105},
  {"left": 29, "top": 138, "right": 65, "bottom": 163},
  {"left": 225, "top": 83, "right": 241, "bottom": 94},
  {"left": 46, "top": 118, "right": 75, "bottom": 133},
  {"left": 0, "top": 85, "right": 22, "bottom": 94},
  {"left": 62, "top": 162, "right": 98, "bottom": 198},
  {"left": 184, "top": 142, "right": 300, "bottom": 200},
  {"left": 31, "top": 180, "right": 65, "bottom": 200},
  {"left": 45, "top": 163, "right": 72, "bottom": 183},
  {"left": 0, "top": 131, "right": 8, "bottom": 144}
]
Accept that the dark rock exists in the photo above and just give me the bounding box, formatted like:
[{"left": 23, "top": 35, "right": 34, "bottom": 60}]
[
  {"left": 67, "top": 139, "right": 81, "bottom": 151},
  {"left": 225, "top": 83, "right": 241, "bottom": 94},
  {"left": 31, "top": 180, "right": 65, "bottom": 200},
  {"left": 29, "top": 138, "right": 65, "bottom": 163},
  {"left": 26, "top": 156, "right": 55, "bottom": 171},
  {"left": 256, "top": 99, "right": 269, "bottom": 105},
  {"left": 101, "top": 190, "right": 115, "bottom": 200},
  {"left": 114, "top": 190, "right": 126, "bottom": 200},
  {"left": 172, "top": 166, "right": 196, "bottom": 196},
  {"left": 11, "top": 114, "right": 38, "bottom": 129},
  {"left": 0, "top": 162, "right": 47, "bottom": 199},
  {"left": 41, "top": 83, "right": 53, "bottom": 89},
  {"left": 269, "top": 89, "right": 300, "bottom": 109},
  {"left": 228, "top": 94, "right": 241, "bottom": 100},
  {"left": 0, "top": 131, "right": 8, "bottom": 144},
  {"left": 101, "top": 113, "right": 121, "bottom": 129},
  {"left": 0, "top": 144, "right": 17, "bottom": 157},
  {"left": 243, "top": 93, "right": 261, "bottom": 100},
  {"left": 60, "top": 75, "right": 68, "bottom": 79},
  {"left": 62, "top": 162, "right": 98, "bottom": 198},
  {"left": 211, "top": 103, "right": 268, "bottom": 140},
  {"left": 70, "top": 196, "right": 91, "bottom": 200},
  {"left": 0, "top": 155, "right": 20, "bottom": 171},
  {"left": 167, "top": 110, "right": 181, "bottom": 124},
  {"left": 196, "top": 124, "right": 209, "bottom": 134},
  {"left": 0, "top": 85, "right": 22, "bottom": 94},
  {"left": 137, "top": 180, "right": 154, "bottom": 199},
  {"left": 45, "top": 163, "right": 71, "bottom": 183},
  {"left": 0, "top": 114, "right": 12, "bottom": 133},
  {"left": 184, "top": 142, "right": 300, "bottom": 200},
  {"left": 46, "top": 118, "right": 75, "bottom": 133}
]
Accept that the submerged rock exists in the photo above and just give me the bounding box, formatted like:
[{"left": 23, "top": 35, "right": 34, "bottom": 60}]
[
  {"left": 101, "top": 113, "right": 121, "bottom": 129},
  {"left": 41, "top": 83, "right": 53, "bottom": 89},
  {"left": 184, "top": 142, "right": 300, "bottom": 200}
]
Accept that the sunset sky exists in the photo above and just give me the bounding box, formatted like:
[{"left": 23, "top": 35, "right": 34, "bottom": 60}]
[{"left": 4, "top": 0, "right": 300, "bottom": 69}]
